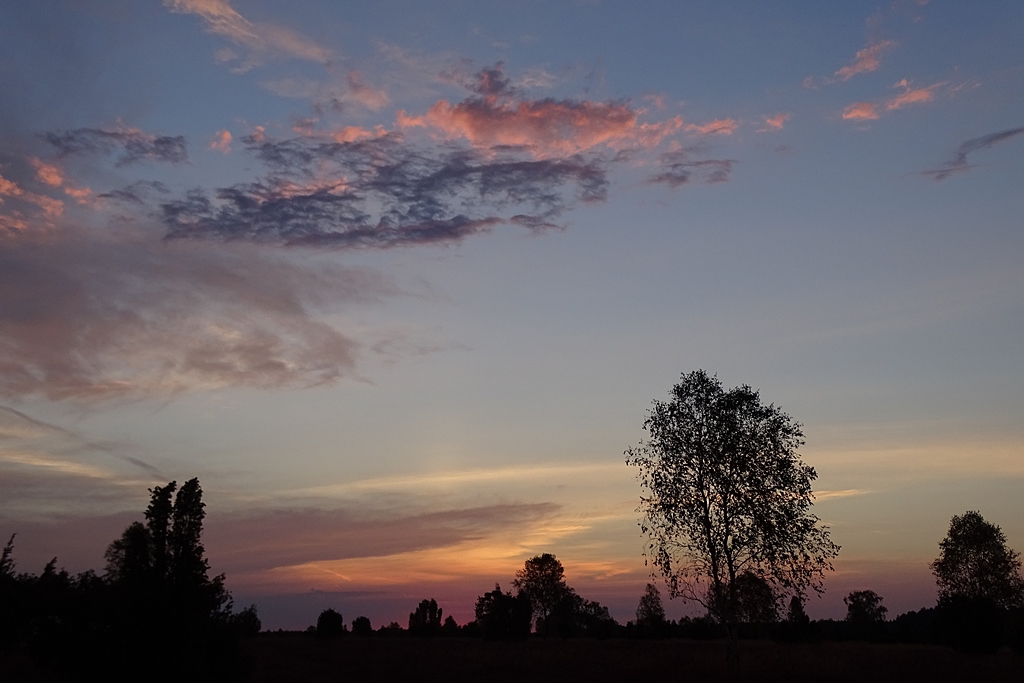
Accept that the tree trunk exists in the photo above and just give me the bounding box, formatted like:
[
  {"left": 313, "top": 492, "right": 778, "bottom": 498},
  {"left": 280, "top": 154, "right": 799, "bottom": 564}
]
[{"left": 725, "top": 622, "right": 740, "bottom": 676}]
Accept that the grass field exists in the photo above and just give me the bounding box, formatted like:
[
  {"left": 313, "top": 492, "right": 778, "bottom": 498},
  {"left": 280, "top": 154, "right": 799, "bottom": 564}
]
[{"left": 245, "top": 636, "right": 1024, "bottom": 683}]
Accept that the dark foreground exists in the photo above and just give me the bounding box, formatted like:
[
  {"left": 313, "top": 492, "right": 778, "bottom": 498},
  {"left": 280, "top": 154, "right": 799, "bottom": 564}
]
[
  {"left": 243, "top": 636, "right": 1024, "bottom": 683},
  {"left": 6, "top": 636, "right": 1024, "bottom": 682}
]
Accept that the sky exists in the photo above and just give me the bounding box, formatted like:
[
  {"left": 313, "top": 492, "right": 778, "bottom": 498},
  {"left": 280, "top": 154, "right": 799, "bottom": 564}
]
[{"left": 0, "top": 0, "right": 1022, "bottom": 630}]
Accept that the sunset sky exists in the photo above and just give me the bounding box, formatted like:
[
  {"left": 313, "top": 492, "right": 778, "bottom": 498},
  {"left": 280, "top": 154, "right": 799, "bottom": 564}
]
[{"left": 1, "top": 0, "right": 1022, "bottom": 629}]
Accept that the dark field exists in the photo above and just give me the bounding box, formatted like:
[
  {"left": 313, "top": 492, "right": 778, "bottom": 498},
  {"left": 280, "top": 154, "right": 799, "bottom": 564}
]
[{"left": 245, "top": 636, "right": 1024, "bottom": 683}]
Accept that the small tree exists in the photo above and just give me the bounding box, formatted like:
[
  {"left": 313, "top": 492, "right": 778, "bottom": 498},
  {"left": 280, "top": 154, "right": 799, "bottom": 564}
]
[
  {"left": 627, "top": 370, "right": 840, "bottom": 665},
  {"left": 513, "top": 554, "right": 574, "bottom": 636},
  {"left": 636, "top": 583, "right": 666, "bottom": 629},
  {"left": 230, "top": 605, "right": 261, "bottom": 636},
  {"left": 931, "top": 510, "right": 1024, "bottom": 609},
  {"left": 351, "top": 616, "right": 373, "bottom": 636},
  {"left": 786, "top": 595, "right": 810, "bottom": 627},
  {"left": 316, "top": 608, "right": 346, "bottom": 638},
  {"left": 844, "top": 590, "right": 887, "bottom": 624},
  {"left": 730, "top": 572, "right": 779, "bottom": 624}
]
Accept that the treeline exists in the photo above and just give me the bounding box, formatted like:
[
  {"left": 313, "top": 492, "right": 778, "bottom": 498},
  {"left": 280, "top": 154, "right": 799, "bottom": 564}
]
[
  {"left": 306, "top": 553, "right": 618, "bottom": 641},
  {"left": 299, "top": 580, "right": 1024, "bottom": 654},
  {"left": 299, "top": 509, "right": 1024, "bottom": 656},
  {"left": 0, "top": 479, "right": 258, "bottom": 682},
  {"left": 4, "top": 479, "right": 1024, "bottom": 681}
]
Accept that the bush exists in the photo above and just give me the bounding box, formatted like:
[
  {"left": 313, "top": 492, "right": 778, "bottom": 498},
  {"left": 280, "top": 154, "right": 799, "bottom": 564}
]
[{"left": 316, "top": 609, "right": 346, "bottom": 639}]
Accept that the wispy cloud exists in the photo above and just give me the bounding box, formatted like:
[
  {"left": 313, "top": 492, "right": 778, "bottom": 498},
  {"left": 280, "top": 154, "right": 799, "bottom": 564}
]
[
  {"left": 0, "top": 229, "right": 392, "bottom": 400},
  {"left": 886, "top": 80, "right": 944, "bottom": 110},
  {"left": 756, "top": 113, "right": 790, "bottom": 133},
  {"left": 344, "top": 71, "right": 389, "bottom": 111},
  {"left": 834, "top": 40, "right": 897, "bottom": 81},
  {"left": 44, "top": 125, "right": 187, "bottom": 166},
  {"left": 164, "top": 0, "right": 331, "bottom": 70},
  {"left": 0, "top": 405, "right": 159, "bottom": 474},
  {"left": 841, "top": 102, "right": 880, "bottom": 121},
  {"left": 646, "top": 150, "right": 735, "bottom": 188},
  {"left": 815, "top": 489, "right": 871, "bottom": 501},
  {"left": 204, "top": 503, "right": 561, "bottom": 574},
  {"left": 683, "top": 118, "right": 738, "bottom": 136},
  {"left": 920, "top": 125, "right": 1024, "bottom": 180}
]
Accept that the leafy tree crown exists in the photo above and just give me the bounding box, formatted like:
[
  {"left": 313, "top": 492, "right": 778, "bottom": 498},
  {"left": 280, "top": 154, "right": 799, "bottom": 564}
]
[
  {"left": 930, "top": 510, "right": 1024, "bottom": 609},
  {"left": 626, "top": 370, "right": 839, "bottom": 629}
]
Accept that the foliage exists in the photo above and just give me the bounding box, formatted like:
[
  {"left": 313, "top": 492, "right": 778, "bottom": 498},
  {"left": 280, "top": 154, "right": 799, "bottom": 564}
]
[
  {"left": 231, "top": 604, "right": 262, "bottom": 636},
  {"left": 626, "top": 370, "right": 839, "bottom": 661},
  {"left": 931, "top": 510, "right": 1024, "bottom": 609},
  {"left": 1, "top": 478, "right": 255, "bottom": 681},
  {"left": 351, "top": 615, "right": 373, "bottom": 636},
  {"left": 513, "top": 553, "right": 575, "bottom": 636},
  {"left": 317, "top": 608, "right": 347, "bottom": 638},
  {"left": 475, "top": 583, "right": 533, "bottom": 640},
  {"left": 786, "top": 595, "right": 809, "bottom": 626},
  {"left": 844, "top": 590, "right": 887, "bottom": 625},
  {"left": 731, "top": 572, "right": 779, "bottom": 624},
  {"left": 408, "top": 598, "right": 444, "bottom": 636},
  {"left": 636, "top": 583, "right": 666, "bottom": 628}
]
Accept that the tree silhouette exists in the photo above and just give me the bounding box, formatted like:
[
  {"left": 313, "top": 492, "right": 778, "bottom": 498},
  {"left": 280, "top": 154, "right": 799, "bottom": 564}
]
[
  {"left": 513, "top": 553, "right": 574, "bottom": 637},
  {"left": 230, "top": 604, "right": 261, "bottom": 636},
  {"left": 2, "top": 479, "right": 250, "bottom": 681},
  {"left": 786, "top": 595, "right": 809, "bottom": 625},
  {"left": 475, "top": 584, "right": 532, "bottom": 640},
  {"left": 351, "top": 615, "right": 373, "bottom": 636},
  {"left": 626, "top": 370, "right": 840, "bottom": 666},
  {"left": 317, "top": 608, "right": 346, "bottom": 638},
  {"left": 636, "top": 583, "right": 666, "bottom": 632},
  {"left": 845, "top": 590, "right": 887, "bottom": 624},
  {"left": 408, "top": 598, "right": 444, "bottom": 636},
  {"left": 931, "top": 511, "right": 1023, "bottom": 653},
  {"left": 931, "top": 510, "right": 1024, "bottom": 609},
  {"left": 730, "top": 571, "right": 779, "bottom": 624},
  {"left": 844, "top": 589, "right": 887, "bottom": 641}
]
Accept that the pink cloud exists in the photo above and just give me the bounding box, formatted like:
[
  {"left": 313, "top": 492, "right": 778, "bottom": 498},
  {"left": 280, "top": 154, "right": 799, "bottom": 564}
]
[
  {"left": 842, "top": 102, "right": 880, "bottom": 121},
  {"left": 63, "top": 186, "right": 94, "bottom": 205},
  {"left": 834, "top": 40, "right": 897, "bottom": 81},
  {"left": 757, "top": 113, "right": 790, "bottom": 133},
  {"left": 290, "top": 118, "right": 385, "bottom": 144},
  {"left": 886, "top": 82, "right": 943, "bottom": 110},
  {"left": 683, "top": 118, "right": 738, "bottom": 136},
  {"left": 328, "top": 125, "right": 385, "bottom": 144},
  {"left": 0, "top": 173, "right": 64, "bottom": 219},
  {"left": 398, "top": 97, "right": 681, "bottom": 155},
  {"left": 164, "top": 0, "right": 331, "bottom": 67},
  {"left": 0, "top": 214, "right": 29, "bottom": 233},
  {"left": 30, "top": 158, "right": 64, "bottom": 187},
  {"left": 209, "top": 129, "right": 232, "bottom": 152}
]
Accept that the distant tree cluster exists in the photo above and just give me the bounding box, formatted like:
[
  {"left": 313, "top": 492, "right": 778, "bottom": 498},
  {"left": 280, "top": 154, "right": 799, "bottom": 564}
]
[{"left": 0, "top": 478, "right": 258, "bottom": 681}]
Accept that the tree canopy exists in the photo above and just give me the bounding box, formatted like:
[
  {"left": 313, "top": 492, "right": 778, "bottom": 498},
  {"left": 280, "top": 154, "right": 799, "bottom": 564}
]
[
  {"left": 626, "top": 370, "right": 839, "bottom": 656},
  {"left": 513, "top": 553, "right": 573, "bottom": 635},
  {"left": 931, "top": 510, "right": 1024, "bottom": 609}
]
